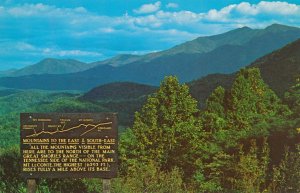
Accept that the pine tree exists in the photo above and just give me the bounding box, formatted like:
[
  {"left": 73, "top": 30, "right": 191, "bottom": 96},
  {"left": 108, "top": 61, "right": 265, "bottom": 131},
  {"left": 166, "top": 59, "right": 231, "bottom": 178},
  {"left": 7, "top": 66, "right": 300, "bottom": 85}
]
[
  {"left": 202, "top": 86, "right": 227, "bottom": 133},
  {"left": 200, "top": 68, "right": 289, "bottom": 192},
  {"left": 120, "top": 76, "right": 203, "bottom": 178},
  {"left": 228, "top": 68, "right": 290, "bottom": 138}
]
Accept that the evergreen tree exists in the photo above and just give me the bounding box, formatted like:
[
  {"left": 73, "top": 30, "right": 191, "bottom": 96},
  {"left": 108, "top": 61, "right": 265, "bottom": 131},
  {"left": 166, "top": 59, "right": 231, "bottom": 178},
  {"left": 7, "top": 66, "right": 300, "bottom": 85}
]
[
  {"left": 200, "top": 68, "right": 289, "bottom": 192},
  {"left": 202, "top": 86, "right": 227, "bottom": 133},
  {"left": 227, "top": 68, "right": 290, "bottom": 138},
  {"left": 284, "top": 76, "right": 300, "bottom": 115},
  {"left": 120, "top": 76, "right": 203, "bottom": 178},
  {"left": 283, "top": 76, "right": 300, "bottom": 137}
]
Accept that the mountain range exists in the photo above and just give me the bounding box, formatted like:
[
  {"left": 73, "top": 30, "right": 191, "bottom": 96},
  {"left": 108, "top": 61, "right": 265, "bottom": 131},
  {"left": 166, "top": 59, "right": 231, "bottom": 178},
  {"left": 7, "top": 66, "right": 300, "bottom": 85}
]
[
  {"left": 189, "top": 37, "right": 300, "bottom": 106},
  {"left": 82, "top": 38, "right": 300, "bottom": 108},
  {"left": 6, "top": 58, "right": 97, "bottom": 76},
  {"left": 1, "top": 24, "right": 300, "bottom": 91}
]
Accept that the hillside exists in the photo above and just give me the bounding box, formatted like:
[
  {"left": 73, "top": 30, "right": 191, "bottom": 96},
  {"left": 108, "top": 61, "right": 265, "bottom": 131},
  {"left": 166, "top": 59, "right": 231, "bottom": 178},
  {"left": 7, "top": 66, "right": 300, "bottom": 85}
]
[
  {"left": 0, "top": 69, "right": 17, "bottom": 77},
  {"left": 90, "top": 54, "right": 142, "bottom": 67},
  {"left": 188, "top": 74, "right": 235, "bottom": 107},
  {"left": 156, "top": 26, "right": 258, "bottom": 56},
  {"left": 9, "top": 58, "right": 97, "bottom": 76},
  {"left": 2, "top": 37, "right": 299, "bottom": 113},
  {"left": 1, "top": 24, "right": 300, "bottom": 90},
  {"left": 89, "top": 23, "right": 300, "bottom": 67},
  {"left": 250, "top": 38, "right": 300, "bottom": 96},
  {"left": 189, "top": 38, "right": 300, "bottom": 107},
  {"left": 81, "top": 82, "right": 157, "bottom": 101},
  {"left": 80, "top": 37, "right": 300, "bottom": 109}
]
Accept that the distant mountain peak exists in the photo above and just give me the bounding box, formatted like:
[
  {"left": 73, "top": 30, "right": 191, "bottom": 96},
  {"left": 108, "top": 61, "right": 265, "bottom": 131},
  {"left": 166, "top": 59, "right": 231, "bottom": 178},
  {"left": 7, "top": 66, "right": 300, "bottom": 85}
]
[
  {"left": 116, "top": 54, "right": 138, "bottom": 57},
  {"left": 265, "top": 23, "right": 299, "bottom": 32},
  {"left": 41, "top": 58, "right": 77, "bottom": 63},
  {"left": 9, "top": 58, "right": 97, "bottom": 77},
  {"left": 238, "top": 26, "right": 252, "bottom": 30},
  {"left": 2, "top": 24, "right": 300, "bottom": 90}
]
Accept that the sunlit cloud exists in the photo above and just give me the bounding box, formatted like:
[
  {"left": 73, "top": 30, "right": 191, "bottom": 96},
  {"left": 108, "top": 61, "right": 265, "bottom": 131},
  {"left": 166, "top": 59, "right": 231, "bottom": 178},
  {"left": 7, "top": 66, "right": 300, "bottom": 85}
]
[
  {"left": 133, "top": 1, "right": 161, "bottom": 14},
  {"left": 1, "top": 1, "right": 300, "bottom": 70},
  {"left": 166, "top": 3, "right": 179, "bottom": 9}
]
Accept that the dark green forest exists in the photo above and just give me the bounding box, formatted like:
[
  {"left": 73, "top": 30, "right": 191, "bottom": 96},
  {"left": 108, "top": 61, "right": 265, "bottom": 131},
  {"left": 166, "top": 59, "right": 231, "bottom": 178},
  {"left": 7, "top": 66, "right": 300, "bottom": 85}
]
[{"left": 0, "top": 68, "right": 299, "bottom": 192}]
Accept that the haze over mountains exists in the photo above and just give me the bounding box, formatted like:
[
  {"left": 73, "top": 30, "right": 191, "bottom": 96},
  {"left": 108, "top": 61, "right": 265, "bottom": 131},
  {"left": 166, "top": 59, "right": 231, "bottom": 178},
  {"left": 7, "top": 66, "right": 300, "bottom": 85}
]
[
  {"left": 7, "top": 58, "right": 97, "bottom": 76},
  {"left": 1, "top": 24, "right": 300, "bottom": 91},
  {"left": 190, "top": 38, "right": 300, "bottom": 106},
  {"left": 82, "top": 37, "right": 300, "bottom": 109}
]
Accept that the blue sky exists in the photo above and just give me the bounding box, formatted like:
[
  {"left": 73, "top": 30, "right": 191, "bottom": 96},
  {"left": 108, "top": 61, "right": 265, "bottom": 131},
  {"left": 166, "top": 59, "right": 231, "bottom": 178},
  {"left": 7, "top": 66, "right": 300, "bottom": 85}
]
[{"left": 0, "top": 0, "right": 300, "bottom": 70}]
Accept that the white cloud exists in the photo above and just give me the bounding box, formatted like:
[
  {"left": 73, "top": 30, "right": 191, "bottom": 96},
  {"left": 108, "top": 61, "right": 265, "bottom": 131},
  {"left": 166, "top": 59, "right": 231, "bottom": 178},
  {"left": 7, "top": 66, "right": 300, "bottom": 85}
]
[
  {"left": 256, "top": 1, "right": 299, "bottom": 15},
  {"left": 166, "top": 3, "right": 178, "bottom": 9},
  {"left": 42, "top": 48, "right": 102, "bottom": 57},
  {"left": 235, "top": 2, "right": 258, "bottom": 15},
  {"left": 73, "top": 7, "right": 87, "bottom": 13},
  {"left": 134, "top": 14, "right": 163, "bottom": 27},
  {"left": 185, "top": 1, "right": 300, "bottom": 23},
  {"left": 134, "top": 1, "right": 161, "bottom": 14},
  {"left": 101, "top": 27, "right": 115, "bottom": 33},
  {"left": 0, "top": 6, "right": 4, "bottom": 14},
  {"left": 8, "top": 3, "right": 54, "bottom": 17},
  {"left": 155, "top": 10, "right": 202, "bottom": 24},
  {"left": 2, "top": 1, "right": 300, "bottom": 69},
  {"left": 3, "top": 2, "right": 300, "bottom": 33},
  {"left": 212, "top": 1, "right": 300, "bottom": 18},
  {"left": 6, "top": 3, "right": 88, "bottom": 18},
  {"left": 0, "top": 41, "right": 102, "bottom": 58},
  {"left": 58, "top": 50, "right": 102, "bottom": 57},
  {"left": 16, "top": 42, "right": 36, "bottom": 51}
]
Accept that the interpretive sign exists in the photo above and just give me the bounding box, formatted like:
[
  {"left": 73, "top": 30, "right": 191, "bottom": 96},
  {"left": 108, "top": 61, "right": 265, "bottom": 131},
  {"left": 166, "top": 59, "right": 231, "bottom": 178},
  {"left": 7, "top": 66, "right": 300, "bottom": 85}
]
[{"left": 20, "top": 113, "right": 118, "bottom": 179}]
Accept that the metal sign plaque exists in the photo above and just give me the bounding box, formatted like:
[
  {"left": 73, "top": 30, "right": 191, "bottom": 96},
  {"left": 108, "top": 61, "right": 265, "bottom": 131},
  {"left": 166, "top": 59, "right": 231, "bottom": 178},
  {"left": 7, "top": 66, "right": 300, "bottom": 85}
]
[{"left": 20, "top": 113, "right": 118, "bottom": 178}]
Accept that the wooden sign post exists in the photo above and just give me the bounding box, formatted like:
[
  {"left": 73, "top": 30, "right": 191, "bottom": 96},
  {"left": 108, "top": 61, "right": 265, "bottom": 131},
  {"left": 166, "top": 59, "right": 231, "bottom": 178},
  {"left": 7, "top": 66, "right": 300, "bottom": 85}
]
[
  {"left": 27, "top": 179, "right": 37, "bottom": 193},
  {"left": 103, "top": 179, "right": 111, "bottom": 193},
  {"left": 20, "top": 113, "right": 118, "bottom": 192}
]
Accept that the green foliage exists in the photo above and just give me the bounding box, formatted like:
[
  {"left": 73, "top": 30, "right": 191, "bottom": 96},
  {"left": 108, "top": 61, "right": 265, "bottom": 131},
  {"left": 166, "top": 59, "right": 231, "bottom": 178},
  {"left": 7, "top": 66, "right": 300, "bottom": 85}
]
[
  {"left": 197, "top": 68, "right": 291, "bottom": 192},
  {"left": 43, "top": 179, "right": 87, "bottom": 193},
  {"left": 34, "top": 98, "right": 108, "bottom": 113},
  {"left": 228, "top": 139, "right": 269, "bottom": 192},
  {"left": 0, "top": 90, "right": 58, "bottom": 114},
  {"left": 81, "top": 82, "right": 157, "bottom": 101},
  {"left": 0, "top": 89, "right": 141, "bottom": 149},
  {"left": 283, "top": 77, "right": 300, "bottom": 115},
  {"left": 283, "top": 77, "right": 300, "bottom": 136},
  {"left": 0, "top": 147, "right": 99, "bottom": 193},
  {"left": 227, "top": 68, "right": 291, "bottom": 137},
  {"left": 202, "top": 86, "right": 227, "bottom": 134},
  {"left": 0, "top": 91, "right": 93, "bottom": 149},
  {"left": 120, "top": 76, "right": 203, "bottom": 178},
  {"left": 0, "top": 146, "right": 25, "bottom": 192},
  {"left": 0, "top": 70, "right": 299, "bottom": 192},
  {"left": 112, "top": 161, "right": 188, "bottom": 193},
  {"left": 0, "top": 112, "right": 20, "bottom": 147},
  {"left": 269, "top": 145, "right": 300, "bottom": 192}
]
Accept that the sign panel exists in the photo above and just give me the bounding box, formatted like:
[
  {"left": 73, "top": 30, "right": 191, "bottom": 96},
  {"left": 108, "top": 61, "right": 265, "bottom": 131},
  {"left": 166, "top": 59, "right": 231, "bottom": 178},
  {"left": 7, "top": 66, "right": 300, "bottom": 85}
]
[{"left": 20, "top": 113, "right": 118, "bottom": 178}]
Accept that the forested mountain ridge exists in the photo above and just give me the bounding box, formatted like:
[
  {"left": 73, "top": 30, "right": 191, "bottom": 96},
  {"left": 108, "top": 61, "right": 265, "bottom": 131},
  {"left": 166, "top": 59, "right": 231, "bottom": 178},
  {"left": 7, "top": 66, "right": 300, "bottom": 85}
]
[
  {"left": 1, "top": 24, "right": 300, "bottom": 90},
  {"left": 7, "top": 58, "right": 97, "bottom": 76},
  {"left": 189, "top": 38, "right": 300, "bottom": 106},
  {"left": 80, "top": 38, "right": 300, "bottom": 108},
  {"left": 81, "top": 82, "right": 157, "bottom": 101}
]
